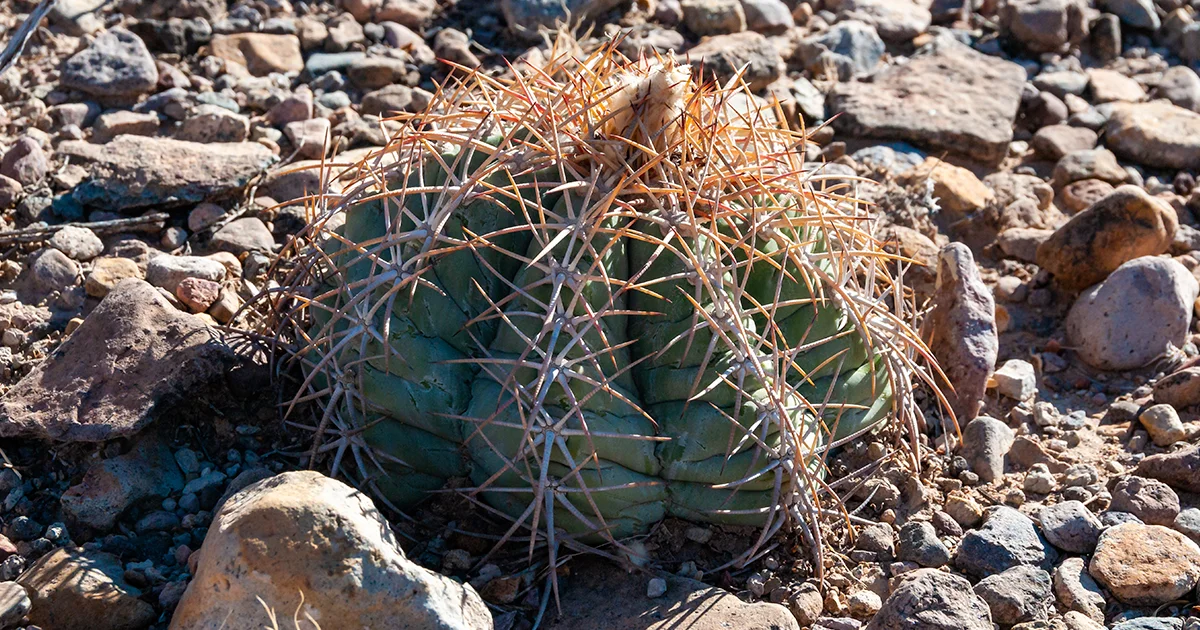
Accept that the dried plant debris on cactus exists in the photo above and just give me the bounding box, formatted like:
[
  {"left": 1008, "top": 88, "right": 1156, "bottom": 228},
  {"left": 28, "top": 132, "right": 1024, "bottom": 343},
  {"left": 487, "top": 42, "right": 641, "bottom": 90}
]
[{"left": 264, "top": 41, "right": 949, "bottom": 589}]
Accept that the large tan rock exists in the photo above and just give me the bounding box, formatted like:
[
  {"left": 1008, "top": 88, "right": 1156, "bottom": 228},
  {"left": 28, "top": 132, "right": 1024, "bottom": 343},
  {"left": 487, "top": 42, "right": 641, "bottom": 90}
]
[
  {"left": 544, "top": 557, "right": 798, "bottom": 630},
  {"left": 169, "top": 471, "right": 490, "bottom": 630},
  {"left": 1036, "top": 185, "right": 1177, "bottom": 290},
  {"left": 1089, "top": 523, "right": 1200, "bottom": 606},
  {"left": 18, "top": 548, "right": 156, "bottom": 630}
]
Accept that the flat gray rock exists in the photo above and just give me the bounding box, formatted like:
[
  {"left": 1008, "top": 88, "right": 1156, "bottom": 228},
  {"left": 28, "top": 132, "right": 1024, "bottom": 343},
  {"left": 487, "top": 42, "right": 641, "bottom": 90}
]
[
  {"left": 828, "top": 38, "right": 1025, "bottom": 163},
  {"left": 59, "top": 136, "right": 277, "bottom": 211}
]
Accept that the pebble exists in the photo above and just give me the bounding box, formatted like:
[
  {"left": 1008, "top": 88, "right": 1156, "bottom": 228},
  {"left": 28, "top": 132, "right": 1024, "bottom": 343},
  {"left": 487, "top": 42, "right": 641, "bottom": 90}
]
[
  {"left": 175, "top": 277, "right": 221, "bottom": 313},
  {"left": 1106, "top": 101, "right": 1200, "bottom": 170},
  {"left": 846, "top": 590, "right": 880, "bottom": 619},
  {"left": 922, "top": 244, "right": 998, "bottom": 422},
  {"left": 1109, "top": 476, "right": 1180, "bottom": 526},
  {"left": 868, "top": 569, "right": 992, "bottom": 630},
  {"left": 954, "top": 506, "right": 1057, "bottom": 579},
  {"left": 1023, "top": 464, "right": 1057, "bottom": 495},
  {"left": 1039, "top": 500, "right": 1103, "bottom": 553},
  {"left": 994, "top": 359, "right": 1037, "bottom": 400},
  {"left": 209, "top": 217, "right": 275, "bottom": 255},
  {"left": 208, "top": 33, "right": 305, "bottom": 76},
  {"left": 0, "top": 137, "right": 48, "bottom": 186},
  {"left": 1173, "top": 507, "right": 1200, "bottom": 543},
  {"left": 960, "top": 416, "right": 1013, "bottom": 483},
  {"left": 49, "top": 226, "right": 103, "bottom": 262},
  {"left": 1054, "top": 557, "right": 1107, "bottom": 622},
  {"left": 91, "top": 110, "right": 160, "bottom": 143},
  {"left": 1089, "top": 523, "right": 1200, "bottom": 606},
  {"left": 0, "top": 581, "right": 31, "bottom": 628},
  {"left": 944, "top": 493, "right": 984, "bottom": 528},
  {"left": 896, "top": 521, "right": 951, "bottom": 568},
  {"left": 1138, "top": 404, "right": 1186, "bottom": 446},
  {"left": 60, "top": 27, "right": 158, "bottom": 98},
  {"left": 647, "top": 577, "right": 667, "bottom": 598},
  {"left": 687, "top": 32, "right": 783, "bottom": 92},
  {"left": 170, "top": 471, "right": 490, "bottom": 628},
  {"left": 973, "top": 565, "right": 1051, "bottom": 626},
  {"left": 84, "top": 257, "right": 141, "bottom": 298},
  {"left": 145, "top": 255, "right": 227, "bottom": 293}
]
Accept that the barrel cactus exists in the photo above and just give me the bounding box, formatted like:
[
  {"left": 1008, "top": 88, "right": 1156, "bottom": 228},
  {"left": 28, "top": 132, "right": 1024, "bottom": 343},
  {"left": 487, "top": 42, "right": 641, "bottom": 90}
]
[{"left": 270, "top": 45, "right": 941, "bottom": 569}]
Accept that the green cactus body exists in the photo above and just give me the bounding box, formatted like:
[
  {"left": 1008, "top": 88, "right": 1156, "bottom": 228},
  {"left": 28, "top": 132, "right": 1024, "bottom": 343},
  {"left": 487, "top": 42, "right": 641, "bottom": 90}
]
[{"left": 284, "top": 56, "right": 929, "bottom": 553}]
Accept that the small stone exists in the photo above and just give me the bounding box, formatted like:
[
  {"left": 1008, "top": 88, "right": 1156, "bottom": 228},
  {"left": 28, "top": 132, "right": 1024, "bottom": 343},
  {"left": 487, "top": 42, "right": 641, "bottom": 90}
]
[
  {"left": 326, "top": 13, "right": 366, "bottom": 53},
  {"left": 1031, "top": 125, "right": 1098, "bottom": 160},
  {"left": 1052, "top": 148, "right": 1128, "bottom": 189},
  {"left": 284, "top": 118, "right": 331, "bottom": 159},
  {"left": 1059, "top": 179, "right": 1115, "bottom": 213},
  {"left": 961, "top": 416, "right": 1014, "bottom": 484},
  {"left": 1138, "top": 404, "right": 1186, "bottom": 447},
  {"left": 208, "top": 33, "right": 304, "bottom": 76},
  {"left": 945, "top": 493, "right": 984, "bottom": 528},
  {"left": 1087, "top": 69, "right": 1146, "bottom": 103},
  {"left": 954, "top": 506, "right": 1058, "bottom": 579},
  {"left": 807, "top": 20, "right": 885, "bottom": 77},
  {"left": 177, "top": 105, "right": 250, "bottom": 143},
  {"left": 0, "top": 581, "right": 31, "bottom": 628},
  {"left": 1101, "top": 0, "right": 1160, "bottom": 30},
  {"left": 60, "top": 27, "right": 158, "bottom": 98},
  {"left": 146, "top": 255, "right": 226, "bottom": 293},
  {"left": 175, "top": 277, "right": 221, "bottom": 313},
  {"left": 187, "top": 203, "right": 227, "bottom": 233},
  {"left": 921, "top": 244, "right": 998, "bottom": 422},
  {"left": 1024, "top": 465, "right": 1057, "bottom": 495},
  {"left": 1054, "top": 557, "right": 1106, "bottom": 622},
  {"left": 1110, "top": 476, "right": 1180, "bottom": 526},
  {"left": 1135, "top": 445, "right": 1200, "bottom": 493},
  {"left": 1106, "top": 101, "right": 1200, "bottom": 170},
  {"left": 1039, "top": 500, "right": 1103, "bottom": 553},
  {"left": 82, "top": 257, "right": 140, "bottom": 299},
  {"left": 1174, "top": 507, "right": 1200, "bottom": 543},
  {"left": 647, "top": 577, "right": 667, "bottom": 598},
  {"left": 994, "top": 359, "right": 1037, "bottom": 400},
  {"left": 91, "top": 110, "right": 160, "bottom": 143},
  {"left": 847, "top": 590, "right": 881, "bottom": 619},
  {"left": 866, "top": 569, "right": 992, "bottom": 630},
  {"left": 209, "top": 217, "right": 275, "bottom": 255},
  {"left": 973, "top": 565, "right": 1051, "bottom": 626},
  {"left": 896, "top": 521, "right": 951, "bottom": 568},
  {"left": 46, "top": 226, "right": 103, "bottom": 263},
  {"left": 28, "top": 248, "right": 81, "bottom": 295},
  {"left": 1153, "top": 66, "right": 1200, "bottom": 113},
  {"left": 902, "top": 157, "right": 992, "bottom": 217},
  {"left": 686, "top": 32, "right": 782, "bottom": 92},
  {"left": 1089, "top": 523, "right": 1200, "bottom": 606},
  {"left": 681, "top": 0, "right": 746, "bottom": 35},
  {"left": 1065, "top": 256, "right": 1197, "bottom": 371},
  {"left": 1000, "top": 0, "right": 1087, "bottom": 54},
  {"left": 1, "top": 137, "right": 48, "bottom": 186}
]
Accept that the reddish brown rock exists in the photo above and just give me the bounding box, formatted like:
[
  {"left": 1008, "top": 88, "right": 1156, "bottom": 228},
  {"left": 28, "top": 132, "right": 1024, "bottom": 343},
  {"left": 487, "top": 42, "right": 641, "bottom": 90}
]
[
  {"left": 175, "top": 277, "right": 221, "bottom": 313},
  {"left": 0, "top": 279, "right": 233, "bottom": 441},
  {"left": 921, "top": 243, "right": 998, "bottom": 422},
  {"left": 1036, "top": 185, "right": 1177, "bottom": 290}
]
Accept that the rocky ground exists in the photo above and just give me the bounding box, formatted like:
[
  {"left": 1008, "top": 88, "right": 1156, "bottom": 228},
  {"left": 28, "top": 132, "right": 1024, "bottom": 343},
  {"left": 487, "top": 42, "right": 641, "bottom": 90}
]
[{"left": 0, "top": 0, "right": 1198, "bottom": 628}]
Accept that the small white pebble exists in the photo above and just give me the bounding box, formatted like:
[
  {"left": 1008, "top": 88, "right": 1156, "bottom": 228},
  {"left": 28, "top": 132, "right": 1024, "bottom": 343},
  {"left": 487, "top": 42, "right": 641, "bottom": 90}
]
[{"left": 647, "top": 577, "right": 667, "bottom": 598}]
